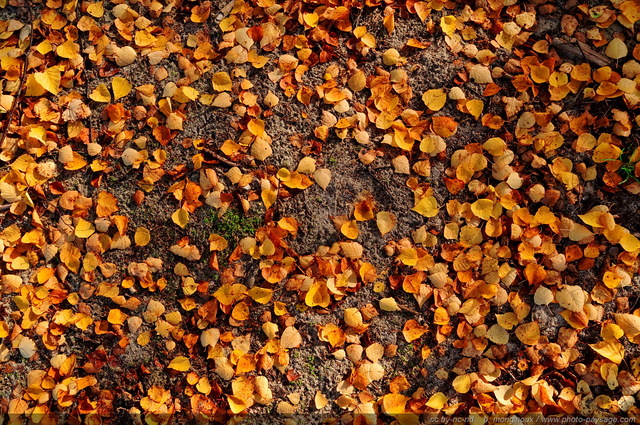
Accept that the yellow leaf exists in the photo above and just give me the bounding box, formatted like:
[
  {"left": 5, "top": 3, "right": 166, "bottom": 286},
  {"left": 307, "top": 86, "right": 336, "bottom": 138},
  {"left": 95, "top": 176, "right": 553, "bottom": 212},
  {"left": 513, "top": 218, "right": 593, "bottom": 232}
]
[
  {"left": 56, "top": 39, "right": 80, "bottom": 59},
  {"left": 601, "top": 363, "right": 619, "bottom": 390},
  {"left": 211, "top": 92, "right": 232, "bottom": 107},
  {"left": 568, "top": 223, "right": 593, "bottom": 242},
  {"left": 433, "top": 307, "right": 449, "bottom": 325},
  {"left": 305, "top": 279, "right": 330, "bottom": 308},
  {"left": 134, "top": 227, "right": 151, "bottom": 246},
  {"left": 601, "top": 323, "right": 623, "bottom": 341},
  {"left": 533, "top": 286, "right": 553, "bottom": 305},
  {"left": 112, "top": 77, "right": 132, "bottom": 100},
  {"left": 96, "top": 191, "right": 119, "bottom": 217},
  {"left": 402, "top": 319, "right": 427, "bottom": 342},
  {"left": 166, "top": 112, "right": 183, "bottom": 129},
  {"left": 231, "top": 302, "right": 249, "bottom": 321},
  {"left": 341, "top": 220, "right": 359, "bottom": 239},
  {"left": 348, "top": 71, "right": 366, "bottom": 92},
  {"left": 318, "top": 323, "right": 345, "bottom": 347},
  {"left": 172, "top": 208, "right": 189, "bottom": 228},
  {"left": 281, "top": 326, "right": 302, "bottom": 349},
  {"left": 419, "top": 134, "right": 446, "bottom": 156},
  {"left": 64, "top": 152, "right": 88, "bottom": 171},
  {"left": 251, "top": 137, "right": 272, "bottom": 160},
  {"left": 212, "top": 72, "right": 232, "bottom": 91},
  {"left": 248, "top": 119, "right": 265, "bottom": 137},
  {"left": 274, "top": 301, "right": 287, "bottom": 316},
  {"left": 90, "top": 84, "right": 111, "bottom": 103},
  {"left": 603, "top": 271, "right": 622, "bottom": 289},
  {"left": 556, "top": 285, "right": 585, "bottom": 312},
  {"left": 174, "top": 86, "right": 199, "bottom": 103},
  {"left": 620, "top": 232, "right": 640, "bottom": 252},
  {"left": 87, "top": 2, "right": 104, "bottom": 17},
  {"left": 422, "top": 89, "right": 447, "bottom": 111},
  {"left": 261, "top": 188, "right": 276, "bottom": 209},
  {"left": 590, "top": 340, "right": 624, "bottom": 364},
  {"left": 592, "top": 143, "right": 622, "bottom": 163},
  {"left": 579, "top": 210, "right": 606, "bottom": 228},
  {"left": 440, "top": 15, "right": 457, "bottom": 36},
  {"left": 208, "top": 234, "right": 228, "bottom": 251},
  {"left": 614, "top": 313, "right": 640, "bottom": 338},
  {"left": 107, "top": 309, "right": 127, "bottom": 325},
  {"left": 487, "top": 324, "right": 509, "bottom": 345},
  {"left": 18, "top": 336, "right": 37, "bottom": 358},
  {"left": 483, "top": 137, "right": 506, "bottom": 156},
  {"left": 382, "top": 48, "right": 401, "bottom": 65},
  {"left": 248, "top": 287, "right": 273, "bottom": 304},
  {"left": 170, "top": 243, "right": 201, "bottom": 261},
  {"left": 344, "top": 308, "right": 364, "bottom": 330},
  {"left": 137, "top": 331, "right": 151, "bottom": 346},
  {"left": 452, "top": 374, "right": 471, "bottom": 394},
  {"left": 315, "top": 391, "right": 328, "bottom": 410},
  {"left": 33, "top": 67, "right": 61, "bottom": 95},
  {"left": 25, "top": 75, "right": 46, "bottom": 97},
  {"left": 313, "top": 168, "right": 331, "bottom": 190},
  {"left": 470, "top": 199, "right": 493, "bottom": 220},
  {"left": 168, "top": 356, "right": 191, "bottom": 371},
  {"left": 515, "top": 322, "right": 540, "bottom": 345},
  {"left": 382, "top": 393, "right": 409, "bottom": 415},
  {"left": 379, "top": 297, "right": 401, "bottom": 312},
  {"left": 135, "top": 30, "right": 156, "bottom": 47},
  {"left": 376, "top": 211, "right": 396, "bottom": 236},
  {"left": 74, "top": 218, "right": 95, "bottom": 238},
  {"left": 303, "top": 12, "right": 319, "bottom": 27},
  {"left": 466, "top": 99, "right": 484, "bottom": 119},
  {"left": 296, "top": 157, "right": 317, "bottom": 174},
  {"left": 412, "top": 196, "right": 438, "bottom": 217},
  {"left": 227, "top": 395, "right": 246, "bottom": 414},
  {"left": 397, "top": 248, "right": 417, "bottom": 266},
  {"left": 115, "top": 46, "right": 137, "bottom": 66},
  {"left": 425, "top": 392, "right": 447, "bottom": 410},
  {"left": 496, "top": 312, "right": 518, "bottom": 330},
  {"left": 213, "top": 283, "right": 247, "bottom": 306},
  {"left": 621, "top": 0, "right": 640, "bottom": 24},
  {"left": 605, "top": 38, "right": 628, "bottom": 59},
  {"left": 200, "top": 328, "right": 220, "bottom": 347},
  {"left": 264, "top": 90, "right": 279, "bottom": 107}
]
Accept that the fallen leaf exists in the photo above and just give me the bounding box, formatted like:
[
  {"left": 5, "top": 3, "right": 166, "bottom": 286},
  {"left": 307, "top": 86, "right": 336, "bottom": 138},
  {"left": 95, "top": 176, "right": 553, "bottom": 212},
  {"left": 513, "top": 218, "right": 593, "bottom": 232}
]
[
  {"left": 281, "top": 326, "right": 302, "bottom": 349},
  {"left": 168, "top": 356, "right": 191, "bottom": 371},
  {"left": 134, "top": 227, "right": 151, "bottom": 246},
  {"left": 18, "top": 336, "right": 37, "bottom": 358},
  {"left": 376, "top": 211, "right": 396, "bottom": 235}
]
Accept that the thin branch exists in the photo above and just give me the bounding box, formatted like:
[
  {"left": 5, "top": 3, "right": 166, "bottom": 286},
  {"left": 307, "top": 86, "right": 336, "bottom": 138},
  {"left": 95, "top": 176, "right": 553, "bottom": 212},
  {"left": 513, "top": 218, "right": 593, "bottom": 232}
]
[
  {"left": 202, "top": 147, "right": 244, "bottom": 169},
  {"left": 397, "top": 304, "right": 420, "bottom": 315},
  {"left": 78, "top": 26, "right": 94, "bottom": 145},
  {"left": 0, "top": 5, "right": 33, "bottom": 151}
]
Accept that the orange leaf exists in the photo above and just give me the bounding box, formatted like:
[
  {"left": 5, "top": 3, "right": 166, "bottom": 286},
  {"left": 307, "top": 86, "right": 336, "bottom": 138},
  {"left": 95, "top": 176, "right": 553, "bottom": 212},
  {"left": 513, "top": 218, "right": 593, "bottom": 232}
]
[{"left": 402, "top": 319, "right": 427, "bottom": 342}]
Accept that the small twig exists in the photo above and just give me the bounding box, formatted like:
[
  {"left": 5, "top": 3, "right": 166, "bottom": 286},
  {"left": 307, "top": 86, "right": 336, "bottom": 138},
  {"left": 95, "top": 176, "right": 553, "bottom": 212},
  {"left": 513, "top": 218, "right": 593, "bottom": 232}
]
[
  {"left": 551, "top": 38, "right": 611, "bottom": 67},
  {"left": 364, "top": 165, "right": 395, "bottom": 201},
  {"left": 214, "top": 0, "right": 235, "bottom": 24},
  {"left": 0, "top": 7, "right": 33, "bottom": 151},
  {"left": 0, "top": 204, "right": 12, "bottom": 212},
  {"left": 397, "top": 304, "right": 420, "bottom": 315},
  {"left": 78, "top": 28, "right": 93, "bottom": 145},
  {"left": 202, "top": 147, "right": 244, "bottom": 169},
  {"left": 353, "top": 6, "right": 365, "bottom": 28}
]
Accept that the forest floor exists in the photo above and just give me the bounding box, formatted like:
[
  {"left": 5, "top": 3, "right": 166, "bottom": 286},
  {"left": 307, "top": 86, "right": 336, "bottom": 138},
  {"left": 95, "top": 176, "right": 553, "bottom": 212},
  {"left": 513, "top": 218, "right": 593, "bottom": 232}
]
[{"left": 2, "top": 0, "right": 640, "bottom": 424}]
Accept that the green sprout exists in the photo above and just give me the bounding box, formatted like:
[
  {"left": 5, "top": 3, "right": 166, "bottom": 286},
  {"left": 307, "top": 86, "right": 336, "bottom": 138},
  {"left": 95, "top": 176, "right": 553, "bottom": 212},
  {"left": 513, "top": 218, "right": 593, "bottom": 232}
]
[
  {"left": 602, "top": 147, "right": 639, "bottom": 184},
  {"left": 204, "top": 208, "right": 262, "bottom": 243}
]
